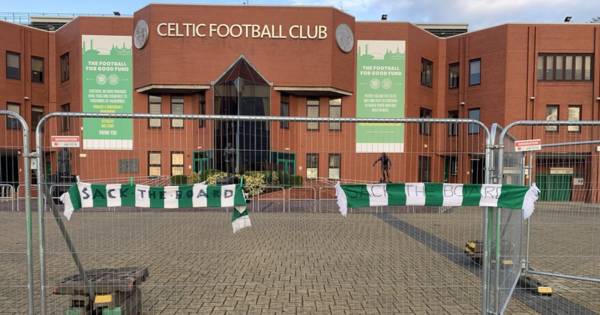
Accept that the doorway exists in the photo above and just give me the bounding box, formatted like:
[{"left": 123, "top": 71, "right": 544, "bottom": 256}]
[
  {"left": 470, "top": 156, "right": 485, "bottom": 184},
  {"left": 0, "top": 150, "right": 18, "bottom": 187},
  {"left": 214, "top": 56, "right": 270, "bottom": 174}
]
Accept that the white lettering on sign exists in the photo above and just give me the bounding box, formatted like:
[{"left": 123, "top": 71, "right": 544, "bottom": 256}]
[
  {"left": 156, "top": 22, "right": 328, "bottom": 40},
  {"left": 514, "top": 139, "right": 542, "bottom": 152},
  {"left": 51, "top": 136, "right": 80, "bottom": 148}
]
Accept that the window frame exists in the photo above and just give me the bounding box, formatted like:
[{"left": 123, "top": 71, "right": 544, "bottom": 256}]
[
  {"left": 199, "top": 93, "right": 206, "bottom": 128},
  {"left": 148, "top": 151, "right": 162, "bottom": 177},
  {"left": 448, "top": 62, "right": 459, "bottom": 89},
  {"left": 448, "top": 110, "right": 459, "bottom": 136},
  {"left": 280, "top": 94, "right": 290, "bottom": 129},
  {"left": 6, "top": 102, "right": 21, "bottom": 129},
  {"left": 60, "top": 103, "right": 71, "bottom": 132},
  {"left": 148, "top": 95, "right": 162, "bottom": 128},
  {"left": 31, "top": 56, "right": 44, "bottom": 83},
  {"left": 545, "top": 104, "right": 559, "bottom": 132},
  {"left": 119, "top": 159, "right": 139, "bottom": 174},
  {"left": 419, "top": 107, "right": 432, "bottom": 136},
  {"left": 6, "top": 51, "right": 21, "bottom": 80},
  {"left": 60, "top": 52, "right": 70, "bottom": 83},
  {"left": 469, "top": 58, "right": 481, "bottom": 86},
  {"left": 170, "top": 151, "right": 185, "bottom": 176},
  {"left": 468, "top": 108, "right": 481, "bottom": 134},
  {"left": 537, "top": 53, "right": 594, "bottom": 81},
  {"left": 306, "top": 98, "right": 320, "bottom": 131},
  {"left": 306, "top": 153, "right": 319, "bottom": 180},
  {"left": 170, "top": 95, "right": 184, "bottom": 128},
  {"left": 418, "top": 156, "right": 431, "bottom": 182},
  {"left": 328, "top": 153, "right": 341, "bottom": 180},
  {"left": 328, "top": 98, "right": 341, "bottom": 131},
  {"left": 567, "top": 105, "right": 582, "bottom": 133},
  {"left": 421, "top": 58, "right": 433, "bottom": 88},
  {"left": 31, "top": 106, "right": 44, "bottom": 130}
]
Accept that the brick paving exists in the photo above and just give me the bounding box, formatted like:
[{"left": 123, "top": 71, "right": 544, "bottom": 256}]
[{"left": 0, "top": 205, "right": 597, "bottom": 314}]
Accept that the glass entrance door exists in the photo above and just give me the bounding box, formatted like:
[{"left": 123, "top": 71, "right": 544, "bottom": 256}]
[{"left": 214, "top": 57, "right": 270, "bottom": 174}]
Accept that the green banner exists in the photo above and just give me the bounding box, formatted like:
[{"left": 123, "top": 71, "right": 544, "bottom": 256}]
[
  {"left": 355, "top": 40, "right": 405, "bottom": 153},
  {"left": 82, "top": 35, "right": 133, "bottom": 150}
]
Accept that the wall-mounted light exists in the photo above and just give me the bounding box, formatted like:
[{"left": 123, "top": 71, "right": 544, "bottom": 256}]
[
  {"left": 381, "top": 14, "right": 388, "bottom": 21},
  {"left": 530, "top": 96, "right": 535, "bottom": 100},
  {"left": 564, "top": 16, "right": 572, "bottom": 22}
]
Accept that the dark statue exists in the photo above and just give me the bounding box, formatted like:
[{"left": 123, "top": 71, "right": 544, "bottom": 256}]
[{"left": 373, "top": 153, "right": 391, "bottom": 183}]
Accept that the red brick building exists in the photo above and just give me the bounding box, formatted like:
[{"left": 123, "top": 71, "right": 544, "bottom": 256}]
[{"left": 1, "top": 4, "right": 599, "bottom": 201}]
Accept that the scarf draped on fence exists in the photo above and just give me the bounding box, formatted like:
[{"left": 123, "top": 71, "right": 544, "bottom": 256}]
[
  {"left": 335, "top": 182, "right": 540, "bottom": 220},
  {"left": 59, "top": 182, "right": 251, "bottom": 233}
]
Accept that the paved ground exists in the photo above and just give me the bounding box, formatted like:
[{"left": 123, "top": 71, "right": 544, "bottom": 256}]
[{"left": 0, "top": 201, "right": 598, "bottom": 314}]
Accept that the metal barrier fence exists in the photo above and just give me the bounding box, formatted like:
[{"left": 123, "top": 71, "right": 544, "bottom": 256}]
[
  {"left": 288, "top": 186, "right": 316, "bottom": 212},
  {"left": 0, "top": 110, "right": 34, "bottom": 315},
  {"left": 498, "top": 120, "right": 600, "bottom": 314},
  {"left": 0, "top": 183, "right": 15, "bottom": 211},
  {"left": 487, "top": 124, "right": 526, "bottom": 314},
  {"left": 34, "top": 112, "right": 499, "bottom": 314}
]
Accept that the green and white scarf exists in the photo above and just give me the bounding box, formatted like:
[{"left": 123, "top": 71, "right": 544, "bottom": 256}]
[
  {"left": 335, "top": 183, "right": 540, "bottom": 219},
  {"left": 60, "top": 182, "right": 251, "bottom": 233}
]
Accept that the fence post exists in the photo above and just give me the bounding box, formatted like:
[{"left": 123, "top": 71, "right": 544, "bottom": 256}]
[
  {"left": 0, "top": 110, "right": 34, "bottom": 315},
  {"left": 482, "top": 125, "right": 494, "bottom": 315}
]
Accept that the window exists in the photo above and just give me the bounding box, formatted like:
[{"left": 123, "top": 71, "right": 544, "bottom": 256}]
[
  {"left": 6, "top": 52, "right": 20, "bottom": 80},
  {"left": 421, "top": 58, "right": 433, "bottom": 87},
  {"left": 568, "top": 105, "right": 581, "bottom": 132},
  {"left": 574, "top": 56, "right": 583, "bottom": 80},
  {"left": 280, "top": 94, "right": 289, "bottom": 129},
  {"left": 584, "top": 56, "right": 592, "bottom": 80},
  {"left": 31, "top": 106, "right": 44, "bottom": 130},
  {"left": 545, "top": 55, "right": 554, "bottom": 80},
  {"left": 448, "top": 110, "right": 459, "bottom": 136},
  {"left": 329, "top": 98, "right": 341, "bottom": 131},
  {"left": 468, "top": 108, "right": 480, "bottom": 134},
  {"left": 31, "top": 57, "right": 44, "bottom": 83},
  {"left": 148, "top": 152, "right": 161, "bottom": 177},
  {"left": 565, "top": 56, "right": 573, "bottom": 79},
  {"left": 536, "top": 56, "right": 544, "bottom": 80},
  {"left": 448, "top": 156, "right": 458, "bottom": 176},
  {"left": 60, "top": 103, "right": 70, "bottom": 132},
  {"left": 6, "top": 103, "right": 20, "bottom": 129},
  {"left": 538, "top": 54, "right": 593, "bottom": 81},
  {"left": 307, "top": 98, "right": 319, "bottom": 131},
  {"left": 306, "top": 153, "right": 318, "bottom": 180},
  {"left": 555, "top": 55, "right": 564, "bottom": 80},
  {"left": 328, "top": 154, "right": 340, "bottom": 180},
  {"left": 148, "top": 95, "right": 161, "bottom": 128},
  {"left": 419, "top": 107, "right": 432, "bottom": 135},
  {"left": 60, "top": 53, "right": 69, "bottom": 82},
  {"left": 444, "top": 155, "right": 458, "bottom": 182},
  {"left": 418, "top": 156, "right": 431, "bottom": 182},
  {"left": 469, "top": 59, "right": 481, "bottom": 86},
  {"left": 545, "top": 105, "right": 559, "bottom": 132},
  {"left": 171, "top": 152, "right": 184, "bottom": 175},
  {"left": 171, "top": 96, "right": 184, "bottom": 128},
  {"left": 198, "top": 93, "right": 206, "bottom": 128},
  {"left": 119, "top": 159, "right": 139, "bottom": 174},
  {"left": 448, "top": 63, "right": 459, "bottom": 89}
]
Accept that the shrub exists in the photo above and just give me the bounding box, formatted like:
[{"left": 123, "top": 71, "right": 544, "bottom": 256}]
[
  {"left": 170, "top": 174, "right": 188, "bottom": 185},
  {"left": 206, "top": 171, "right": 229, "bottom": 185},
  {"left": 242, "top": 171, "right": 266, "bottom": 197}
]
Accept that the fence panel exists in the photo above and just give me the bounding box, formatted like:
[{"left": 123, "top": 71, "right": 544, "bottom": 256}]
[
  {"left": 35, "top": 113, "right": 501, "bottom": 314},
  {"left": 0, "top": 110, "right": 34, "bottom": 315},
  {"left": 497, "top": 121, "right": 600, "bottom": 314}
]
